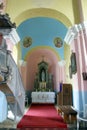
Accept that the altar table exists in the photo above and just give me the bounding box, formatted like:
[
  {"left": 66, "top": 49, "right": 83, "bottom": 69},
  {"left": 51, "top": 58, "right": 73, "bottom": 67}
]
[{"left": 31, "top": 92, "right": 55, "bottom": 104}]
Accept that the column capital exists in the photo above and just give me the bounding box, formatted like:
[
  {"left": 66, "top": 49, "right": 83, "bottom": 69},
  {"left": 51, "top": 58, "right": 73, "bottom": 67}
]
[{"left": 64, "top": 22, "right": 87, "bottom": 44}]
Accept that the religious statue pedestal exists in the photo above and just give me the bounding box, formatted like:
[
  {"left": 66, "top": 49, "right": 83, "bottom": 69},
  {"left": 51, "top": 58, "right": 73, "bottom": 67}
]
[{"left": 39, "top": 82, "right": 46, "bottom": 91}]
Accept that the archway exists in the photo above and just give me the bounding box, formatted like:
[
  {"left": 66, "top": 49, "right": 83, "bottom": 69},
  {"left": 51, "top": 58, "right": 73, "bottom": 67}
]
[{"left": 25, "top": 47, "right": 60, "bottom": 91}]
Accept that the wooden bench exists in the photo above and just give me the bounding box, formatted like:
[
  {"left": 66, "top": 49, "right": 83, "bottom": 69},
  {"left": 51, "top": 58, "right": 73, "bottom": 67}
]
[{"left": 58, "top": 105, "right": 77, "bottom": 124}]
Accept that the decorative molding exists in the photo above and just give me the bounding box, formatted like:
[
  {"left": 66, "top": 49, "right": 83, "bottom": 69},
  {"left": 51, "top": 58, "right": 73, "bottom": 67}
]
[
  {"left": 81, "top": 21, "right": 87, "bottom": 33},
  {"left": 0, "top": 13, "right": 16, "bottom": 35},
  {"left": 4, "top": 28, "right": 20, "bottom": 44},
  {"left": 9, "top": 28, "right": 20, "bottom": 44},
  {"left": 64, "top": 21, "right": 87, "bottom": 44},
  {"left": 0, "top": 14, "right": 16, "bottom": 29},
  {"left": 0, "top": 14, "right": 20, "bottom": 44},
  {"left": 58, "top": 60, "right": 66, "bottom": 66}
]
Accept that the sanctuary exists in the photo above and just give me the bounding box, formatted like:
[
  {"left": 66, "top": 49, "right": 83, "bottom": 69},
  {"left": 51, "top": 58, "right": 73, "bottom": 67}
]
[
  {"left": 32, "top": 59, "right": 55, "bottom": 104},
  {"left": 34, "top": 59, "right": 54, "bottom": 92}
]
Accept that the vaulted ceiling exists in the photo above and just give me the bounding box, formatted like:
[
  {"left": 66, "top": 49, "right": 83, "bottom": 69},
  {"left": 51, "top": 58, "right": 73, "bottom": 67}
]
[
  {"left": 2, "top": 0, "right": 87, "bottom": 88},
  {"left": 5, "top": 0, "right": 87, "bottom": 60},
  {"left": 17, "top": 17, "right": 67, "bottom": 60}
]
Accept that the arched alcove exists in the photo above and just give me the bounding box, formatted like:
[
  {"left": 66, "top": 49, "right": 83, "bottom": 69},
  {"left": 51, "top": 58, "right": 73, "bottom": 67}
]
[{"left": 25, "top": 47, "right": 60, "bottom": 91}]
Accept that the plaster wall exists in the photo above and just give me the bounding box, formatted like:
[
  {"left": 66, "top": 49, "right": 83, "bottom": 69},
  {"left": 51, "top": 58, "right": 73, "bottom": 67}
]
[
  {"left": 70, "top": 24, "right": 87, "bottom": 111},
  {"left": 6, "top": 0, "right": 74, "bottom": 26},
  {"left": 25, "top": 47, "right": 63, "bottom": 92}
]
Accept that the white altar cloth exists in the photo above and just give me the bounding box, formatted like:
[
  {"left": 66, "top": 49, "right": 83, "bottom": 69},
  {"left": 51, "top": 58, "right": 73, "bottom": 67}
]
[{"left": 31, "top": 92, "right": 55, "bottom": 103}]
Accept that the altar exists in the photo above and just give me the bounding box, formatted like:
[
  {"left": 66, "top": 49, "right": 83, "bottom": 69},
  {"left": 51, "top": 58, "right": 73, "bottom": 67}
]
[
  {"left": 31, "top": 92, "right": 55, "bottom": 104},
  {"left": 34, "top": 58, "right": 53, "bottom": 91},
  {"left": 32, "top": 58, "right": 55, "bottom": 103}
]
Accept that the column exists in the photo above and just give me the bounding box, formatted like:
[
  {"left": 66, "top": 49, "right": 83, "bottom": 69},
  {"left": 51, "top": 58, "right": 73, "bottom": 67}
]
[{"left": 77, "top": 0, "right": 84, "bottom": 22}]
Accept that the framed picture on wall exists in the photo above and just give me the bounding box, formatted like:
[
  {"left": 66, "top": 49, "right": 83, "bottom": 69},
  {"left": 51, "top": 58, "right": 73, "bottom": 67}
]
[
  {"left": 69, "top": 65, "right": 72, "bottom": 79},
  {"left": 82, "top": 72, "right": 87, "bottom": 80},
  {"left": 70, "top": 52, "right": 77, "bottom": 74}
]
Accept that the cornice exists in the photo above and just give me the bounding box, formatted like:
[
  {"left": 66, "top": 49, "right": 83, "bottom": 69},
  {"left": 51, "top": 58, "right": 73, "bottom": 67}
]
[{"left": 64, "top": 21, "right": 87, "bottom": 44}]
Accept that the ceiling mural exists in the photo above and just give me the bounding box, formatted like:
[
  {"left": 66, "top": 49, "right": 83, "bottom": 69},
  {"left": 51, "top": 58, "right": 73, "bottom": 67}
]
[
  {"left": 17, "top": 17, "right": 68, "bottom": 60},
  {"left": 53, "top": 37, "right": 63, "bottom": 48},
  {"left": 23, "top": 36, "right": 32, "bottom": 48}
]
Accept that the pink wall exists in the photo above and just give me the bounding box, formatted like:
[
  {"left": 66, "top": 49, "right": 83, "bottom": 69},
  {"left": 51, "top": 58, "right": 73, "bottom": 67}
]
[
  {"left": 71, "top": 28, "right": 87, "bottom": 91},
  {"left": 70, "top": 23, "right": 87, "bottom": 111},
  {"left": 25, "top": 48, "right": 65, "bottom": 92},
  {"left": 19, "top": 64, "right": 27, "bottom": 90}
]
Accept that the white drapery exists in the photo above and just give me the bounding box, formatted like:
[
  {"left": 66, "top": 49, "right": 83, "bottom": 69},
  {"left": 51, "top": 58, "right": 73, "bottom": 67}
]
[{"left": 7, "top": 53, "right": 25, "bottom": 116}]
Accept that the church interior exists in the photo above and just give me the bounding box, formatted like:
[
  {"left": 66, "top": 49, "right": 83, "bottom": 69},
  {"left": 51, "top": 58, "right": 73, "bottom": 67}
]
[{"left": 0, "top": 0, "right": 87, "bottom": 129}]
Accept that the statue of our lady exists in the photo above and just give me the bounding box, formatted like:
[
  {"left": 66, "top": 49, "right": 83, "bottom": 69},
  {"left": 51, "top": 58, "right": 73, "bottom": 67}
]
[{"left": 41, "top": 70, "right": 45, "bottom": 81}]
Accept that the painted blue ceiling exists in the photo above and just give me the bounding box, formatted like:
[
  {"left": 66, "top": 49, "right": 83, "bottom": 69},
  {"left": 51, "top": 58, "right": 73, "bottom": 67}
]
[{"left": 17, "top": 17, "right": 68, "bottom": 59}]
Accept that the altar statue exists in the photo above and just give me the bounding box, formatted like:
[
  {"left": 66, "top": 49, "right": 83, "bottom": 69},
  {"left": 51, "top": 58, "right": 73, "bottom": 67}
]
[{"left": 41, "top": 70, "right": 45, "bottom": 81}]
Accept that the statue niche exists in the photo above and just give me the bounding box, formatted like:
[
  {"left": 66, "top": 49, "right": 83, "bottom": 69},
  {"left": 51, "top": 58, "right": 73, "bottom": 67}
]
[
  {"left": 41, "top": 69, "right": 45, "bottom": 82},
  {"left": 34, "top": 60, "right": 53, "bottom": 91}
]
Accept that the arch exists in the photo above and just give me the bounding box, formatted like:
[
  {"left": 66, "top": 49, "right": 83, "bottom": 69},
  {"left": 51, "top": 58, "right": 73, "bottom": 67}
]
[
  {"left": 25, "top": 46, "right": 60, "bottom": 90},
  {"left": 24, "top": 46, "right": 61, "bottom": 61},
  {"left": 15, "top": 8, "right": 72, "bottom": 27}
]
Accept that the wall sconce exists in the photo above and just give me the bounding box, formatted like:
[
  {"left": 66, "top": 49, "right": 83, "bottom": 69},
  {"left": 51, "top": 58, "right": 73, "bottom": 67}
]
[{"left": 82, "top": 72, "right": 87, "bottom": 80}]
